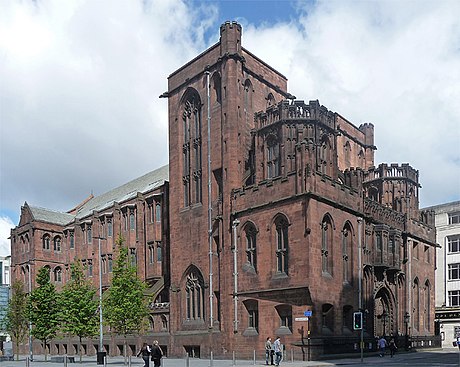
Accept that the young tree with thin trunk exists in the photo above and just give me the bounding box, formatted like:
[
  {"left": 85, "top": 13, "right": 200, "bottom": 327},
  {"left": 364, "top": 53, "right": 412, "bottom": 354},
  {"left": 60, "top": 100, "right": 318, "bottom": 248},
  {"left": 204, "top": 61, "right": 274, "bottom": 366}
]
[
  {"left": 3, "top": 280, "right": 29, "bottom": 360},
  {"left": 27, "top": 267, "right": 60, "bottom": 361},
  {"left": 60, "top": 261, "right": 99, "bottom": 362},
  {"left": 103, "top": 235, "right": 148, "bottom": 365}
]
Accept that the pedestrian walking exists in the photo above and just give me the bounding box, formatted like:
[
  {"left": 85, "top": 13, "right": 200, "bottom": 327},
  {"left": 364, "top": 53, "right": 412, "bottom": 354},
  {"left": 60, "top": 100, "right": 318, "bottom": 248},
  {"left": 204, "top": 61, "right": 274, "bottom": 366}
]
[
  {"left": 265, "top": 337, "right": 274, "bottom": 365},
  {"left": 273, "top": 336, "right": 282, "bottom": 366},
  {"left": 389, "top": 338, "right": 397, "bottom": 357},
  {"left": 378, "top": 336, "right": 387, "bottom": 357},
  {"left": 150, "top": 340, "right": 163, "bottom": 367},
  {"left": 137, "top": 343, "right": 151, "bottom": 367}
]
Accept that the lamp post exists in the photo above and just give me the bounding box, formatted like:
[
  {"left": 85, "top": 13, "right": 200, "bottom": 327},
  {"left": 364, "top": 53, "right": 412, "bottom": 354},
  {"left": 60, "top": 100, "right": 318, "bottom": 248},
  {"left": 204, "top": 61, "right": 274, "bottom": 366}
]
[
  {"left": 404, "top": 312, "right": 410, "bottom": 351},
  {"left": 95, "top": 236, "right": 106, "bottom": 364},
  {"left": 28, "top": 262, "right": 33, "bottom": 361},
  {"left": 382, "top": 310, "right": 388, "bottom": 337}
]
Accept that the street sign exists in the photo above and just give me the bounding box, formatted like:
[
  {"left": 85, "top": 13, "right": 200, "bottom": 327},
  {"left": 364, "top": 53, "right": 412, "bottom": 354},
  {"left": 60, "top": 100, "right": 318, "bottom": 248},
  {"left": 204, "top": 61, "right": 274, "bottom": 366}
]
[
  {"left": 304, "top": 310, "right": 312, "bottom": 317},
  {"left": 295, "top": 317, "right": 309, "bottom": 321}
]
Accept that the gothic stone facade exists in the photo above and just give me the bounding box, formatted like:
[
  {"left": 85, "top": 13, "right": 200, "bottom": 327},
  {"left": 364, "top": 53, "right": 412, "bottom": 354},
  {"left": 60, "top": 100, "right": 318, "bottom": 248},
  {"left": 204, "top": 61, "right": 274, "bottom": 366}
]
[
  {"left": 10, "top": 166, "right": 170, "bottom": 357},
  {"left": 166, "top": 22, "right": 436, "bottom": 358},
  {"left": 10, "top": 22, "right": 437, "bottom": 359}
]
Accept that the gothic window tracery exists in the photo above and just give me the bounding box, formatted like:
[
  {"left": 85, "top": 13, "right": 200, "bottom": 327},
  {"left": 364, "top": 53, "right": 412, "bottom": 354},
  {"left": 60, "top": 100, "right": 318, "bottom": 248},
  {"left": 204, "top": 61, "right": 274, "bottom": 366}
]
[
  {"left": 342, "top": 223, "right": 353, "bottom": 284},
  {"left": 266, "top": 134, "right": 280, "bottom": 179},
  {"left": 244, "top": 223, "right": 257, "bottom": 271},
  {"left": 322, "top": 215, "right": 334, "bottom": 275},
  {"left": 182, "top": 91, "right": 202, "bottom": 207},
  {"left": 185, "top": 269, "right": 205, "bottom": 321},
  {"left": 319, "top": 135, "right": 332, "bottom": 176},
  {"left": 275, "top": 215, "right": 289, "bottom": 274}
]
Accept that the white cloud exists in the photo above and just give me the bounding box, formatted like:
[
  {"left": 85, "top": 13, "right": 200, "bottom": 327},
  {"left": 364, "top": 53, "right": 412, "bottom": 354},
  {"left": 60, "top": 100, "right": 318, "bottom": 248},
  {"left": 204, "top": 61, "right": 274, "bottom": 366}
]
[
  {"left": 0, "top": 216, "right": 14, "bottom": 257},
  {"left": 0, "top": 0, "right": 217, "bottom": 216},
  {"left": 243, "top": 0, "right": 460, "bottom": 206},
  {"left": 0, "top": 0, "right": 458, "bottom": 224}
]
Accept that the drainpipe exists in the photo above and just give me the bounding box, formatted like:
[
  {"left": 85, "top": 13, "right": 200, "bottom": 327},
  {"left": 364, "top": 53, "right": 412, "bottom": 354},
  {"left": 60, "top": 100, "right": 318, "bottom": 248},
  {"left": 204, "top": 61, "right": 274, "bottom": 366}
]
[
  {"left": 232, "top": 219, "right": 240, "bottom": 333},
  {"left": 205, "top": 70, "right": 213, "bottom": 329}
]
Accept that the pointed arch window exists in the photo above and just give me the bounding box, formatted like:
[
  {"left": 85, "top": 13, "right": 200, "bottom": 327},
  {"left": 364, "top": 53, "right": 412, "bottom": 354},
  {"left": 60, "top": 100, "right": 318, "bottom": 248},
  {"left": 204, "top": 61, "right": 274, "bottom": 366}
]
[
  {"left": 319, "top": 136, "right": 332, "bottom": 176},
  {"left": 53, "top": 236, "right": 61, "bottom": 252},
  {"left": 212, "top": 73, "right": 222, "bottom": 104},
  {"left": 245, "top": 223, "right": 257, "bottom": 271},
  {"left": 413, "top": 278, "right": 420, "bottom": 331},
  {"left": 129, "top": 212, "right": 135, "bottom": 230},
  {"left": 322, "top": 303, "right": 334, "bottom": 332},
  {"left": 322, "top": 216, "right": 333, "bottom": 275},
  {"left": 54, "top": 267, "right": 62, "bottom": 283},
  {"left": 69, "top": 231, "right": 75, "bottom": 249},
  {"left": 275, "top": 304, "right": 293, "bottom": 333},
  {"left": 243, "top": 299, "right": 259, "bottom": 331},
  {"left": 266, "top": 134, "right": 280, "bottom": 179},
  {"left": 185, "top": 269, "right": 205, "bottom": 321},
  {"left": 182, "top": 91, "right": 202, "bottom": 207},
  {"left": 43, "top": 234, "right": 51, "bottom": 250},
  {"left": 344, "top": 141, "right": 351, "bottom": 167},
  {"left": 424, "top": 280, "right": 431, "bottom": 331},
  {"left": 267, "top": 93, "right": 275, "bottom": 108},
  {"left": 87, "top": 226, "right": 92, "bottom": 244},
  {"left": 149, "top": 316, "right": 155, "bottom": 331},
  {"left": 342, "top": 224, "right": 353, "bottom": 284},
  {"left": 243, "top": 79, "right": 253, "bottom": 114},
  {"left": 275, "top": 216, "right": 289, "bottom": 274}
]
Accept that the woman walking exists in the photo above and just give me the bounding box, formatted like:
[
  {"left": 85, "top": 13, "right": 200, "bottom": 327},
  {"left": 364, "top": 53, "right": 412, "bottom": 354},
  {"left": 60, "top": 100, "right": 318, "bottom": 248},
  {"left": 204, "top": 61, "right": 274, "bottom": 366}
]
[{"left": 137, "top": 343, "right": 151, "bottom": 367}]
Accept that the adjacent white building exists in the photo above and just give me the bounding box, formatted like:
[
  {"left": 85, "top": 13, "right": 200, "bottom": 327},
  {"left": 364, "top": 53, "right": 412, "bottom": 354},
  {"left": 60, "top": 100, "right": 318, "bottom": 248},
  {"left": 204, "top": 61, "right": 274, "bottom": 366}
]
[
  {"left": 427, "top": 201, "right": 460, "bottom": 348},
  {"left": 0, "top": 255, "right": 11, "bottom": 349}
]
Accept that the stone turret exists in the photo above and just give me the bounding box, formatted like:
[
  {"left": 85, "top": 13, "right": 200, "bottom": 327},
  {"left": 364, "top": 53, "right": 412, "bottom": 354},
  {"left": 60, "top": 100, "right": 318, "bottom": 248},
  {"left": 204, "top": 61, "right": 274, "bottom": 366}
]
[{"left": 220, "top": 21, "right": 242, "bottom": 56}]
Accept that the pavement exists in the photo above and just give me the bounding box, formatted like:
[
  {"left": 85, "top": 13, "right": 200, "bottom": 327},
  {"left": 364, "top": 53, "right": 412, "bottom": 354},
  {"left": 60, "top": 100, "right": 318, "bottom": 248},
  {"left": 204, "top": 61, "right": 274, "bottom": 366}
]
[{"left": 0, "top": 349, "right": 456, "bottom": 367}]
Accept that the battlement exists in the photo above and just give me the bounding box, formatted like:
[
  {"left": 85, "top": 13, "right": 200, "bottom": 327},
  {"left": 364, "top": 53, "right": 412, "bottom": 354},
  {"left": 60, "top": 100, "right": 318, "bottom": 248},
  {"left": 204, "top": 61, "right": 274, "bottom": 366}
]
[
  {"left": 220, "top": 21, "right": 242, "bottom": 55},
  {"left": 220, "top": 21, "right": 242, "bottom": 35},
  {"left": 343, "top": 167, "right": 365, "bottom": 190},
  {"left": 365, "top": 163, "right": 419, "bottom": 184},
  {"left": 254, "top": 99, "right": 335, "bottom": 130}
]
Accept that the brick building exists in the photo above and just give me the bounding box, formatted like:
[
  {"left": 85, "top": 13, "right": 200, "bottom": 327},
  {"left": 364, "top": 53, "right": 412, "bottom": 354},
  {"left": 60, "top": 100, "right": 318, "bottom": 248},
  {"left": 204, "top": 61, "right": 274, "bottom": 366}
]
[
  {"left": 10, "top": 22, "right": 437, "bottom": 359},
  {"left": 10, "top": 166, "right": 170, "bottom": 357},
  {"left": 165, "top": 22, "right": 436, "bottom": 358}
]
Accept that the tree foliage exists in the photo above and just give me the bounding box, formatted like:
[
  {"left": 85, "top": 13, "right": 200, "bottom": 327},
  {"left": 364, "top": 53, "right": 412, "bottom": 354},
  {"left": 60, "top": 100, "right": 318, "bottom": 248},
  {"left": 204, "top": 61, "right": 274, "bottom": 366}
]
[
  {"left": 60, "top": 261, "right": 99, "bottom": 361},
  {"left": 27, "top": 267, "right": 60, "bottom": 360},
  {"left": 3, "top": 280, "right": 29, "bottom": 360},
  {"left": 103, "top": 235, "right": 148, "bottom": 360}
]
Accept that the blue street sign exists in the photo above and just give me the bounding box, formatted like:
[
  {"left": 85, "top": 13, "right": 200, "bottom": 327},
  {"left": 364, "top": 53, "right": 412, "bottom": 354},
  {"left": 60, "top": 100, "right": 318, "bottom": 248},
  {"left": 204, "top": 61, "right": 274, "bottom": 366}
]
[{"left": 304, "top": 311, "right": 312, "bottom": 317}]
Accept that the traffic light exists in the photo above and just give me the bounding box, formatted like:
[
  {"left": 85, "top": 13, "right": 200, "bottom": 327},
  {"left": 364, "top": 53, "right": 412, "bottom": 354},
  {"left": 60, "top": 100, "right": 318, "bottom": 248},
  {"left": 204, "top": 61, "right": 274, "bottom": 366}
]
[{"left": 353, "top": 311, "right": 363, "bottom": 330}]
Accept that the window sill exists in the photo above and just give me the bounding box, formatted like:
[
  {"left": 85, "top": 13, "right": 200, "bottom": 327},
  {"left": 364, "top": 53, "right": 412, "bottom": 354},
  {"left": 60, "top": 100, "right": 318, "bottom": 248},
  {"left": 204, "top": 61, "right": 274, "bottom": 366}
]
[
  {"left": 272, "top": 272, "right": 288, "bottom": 280},
  {"left": 242, "top": 327, "right": 259, "bottom": 337},
  {"left": 275, "top": 326, "right": 292, "bottom": 336},
  {"left": 243, "top": 263, "right": 257, "bottom": 274}
]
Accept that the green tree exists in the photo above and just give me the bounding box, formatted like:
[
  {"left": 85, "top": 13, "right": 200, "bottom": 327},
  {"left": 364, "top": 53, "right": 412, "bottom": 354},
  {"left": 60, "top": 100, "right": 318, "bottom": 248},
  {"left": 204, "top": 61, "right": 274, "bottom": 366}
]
[
  {"left": 103, "top": 235, "right": 148, "bottom": 364},
  {"left": 60, "top": 261, "right": 99, "bottom": 362},
  {"left": 27, "top": 267, "right": 60, "bottom": 361},
  {"left": 3, "top": 280, "right": 29, "bottom": 360}
]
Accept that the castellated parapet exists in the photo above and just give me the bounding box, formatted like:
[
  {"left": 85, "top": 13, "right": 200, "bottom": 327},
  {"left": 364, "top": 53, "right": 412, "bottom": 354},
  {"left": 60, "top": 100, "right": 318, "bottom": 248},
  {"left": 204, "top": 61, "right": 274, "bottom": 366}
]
[{"left": 220, "top": 21, "right": 242, "bottom": 55}]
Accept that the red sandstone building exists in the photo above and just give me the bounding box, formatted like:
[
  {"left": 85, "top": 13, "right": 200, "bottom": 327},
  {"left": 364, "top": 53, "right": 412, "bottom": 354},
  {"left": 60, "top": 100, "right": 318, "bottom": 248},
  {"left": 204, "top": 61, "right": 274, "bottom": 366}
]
[{"left": 10, "top": 22, "right": 437, "bottom": 359}]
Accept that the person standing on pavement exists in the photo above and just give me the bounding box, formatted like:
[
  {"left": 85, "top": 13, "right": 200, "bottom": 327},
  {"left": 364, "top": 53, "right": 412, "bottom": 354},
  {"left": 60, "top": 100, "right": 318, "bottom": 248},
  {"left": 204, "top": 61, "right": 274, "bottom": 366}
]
[
  {"left": 265, "top": 337, "right": 274, "bottom": 365},
  {"left": 389, "top": 338, "right": 397, "bottom": 357},
  {"left": 136, "top": 343, "right": 151, "bottom": 367},
  {"left": 150, "top": 340, "right": 163, "bottom": 367},
  {"left": 378, "top": 336, "right": 387, "bottom": 357},
  {"left": 273, "top": 336, "right": 282, "bottom": 366}
]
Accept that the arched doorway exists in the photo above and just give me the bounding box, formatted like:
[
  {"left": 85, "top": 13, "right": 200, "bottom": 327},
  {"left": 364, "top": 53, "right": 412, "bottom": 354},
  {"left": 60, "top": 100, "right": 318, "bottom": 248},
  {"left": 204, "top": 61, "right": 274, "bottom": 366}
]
[{"left": 374, "top": 287, "right": 394, "bottom": 337}]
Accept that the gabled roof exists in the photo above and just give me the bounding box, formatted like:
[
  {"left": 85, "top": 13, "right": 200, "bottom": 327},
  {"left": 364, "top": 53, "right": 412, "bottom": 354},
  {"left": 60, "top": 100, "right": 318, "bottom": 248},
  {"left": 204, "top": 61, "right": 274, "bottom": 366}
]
[
  {"left": 74, "top": 164, "right": 169, "bottom": 220},
  {"left": 28, "top": 205, "right": 75, "bottom": 226},
  {"left": 23, "top": 165, "right": 169, "bottom": 226}
]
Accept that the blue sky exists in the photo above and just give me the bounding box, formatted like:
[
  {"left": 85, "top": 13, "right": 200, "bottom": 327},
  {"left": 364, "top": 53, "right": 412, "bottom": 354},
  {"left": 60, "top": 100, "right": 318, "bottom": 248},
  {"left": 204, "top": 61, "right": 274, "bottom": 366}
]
[{"left": 1, "top": 0, "right": 459, "bottom": 256}]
